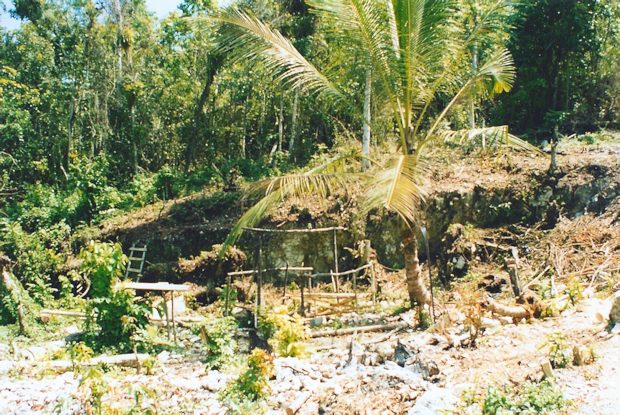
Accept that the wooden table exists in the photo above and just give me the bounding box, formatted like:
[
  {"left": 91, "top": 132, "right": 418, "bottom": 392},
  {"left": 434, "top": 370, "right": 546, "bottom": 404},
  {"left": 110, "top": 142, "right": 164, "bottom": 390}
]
[{"left": 119, "top": 282, "right": 190, "bottom": 342}]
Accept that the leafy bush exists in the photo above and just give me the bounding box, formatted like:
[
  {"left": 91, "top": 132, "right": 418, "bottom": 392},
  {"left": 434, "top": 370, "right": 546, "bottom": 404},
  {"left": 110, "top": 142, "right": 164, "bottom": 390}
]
[
  {"left": 257, "top": 307, "right": 308, "bottom": 357},
  {"left": 1, "top": 221, "right": 70, "bottom": 304},
  {"left": 80, "top": 241, "right": 126, "bottom": 298},
  {"left": 80, "top": 241, "right": 150, "bottom": 352},
  {"left": 220, "top": 348, "right": 274, "bottom": 414},
  {"left": 479, "top": 381, "right": 566, "bottom": 415},
  {"left": 194, "top": 316, "right": 239, "bottom": 369}
]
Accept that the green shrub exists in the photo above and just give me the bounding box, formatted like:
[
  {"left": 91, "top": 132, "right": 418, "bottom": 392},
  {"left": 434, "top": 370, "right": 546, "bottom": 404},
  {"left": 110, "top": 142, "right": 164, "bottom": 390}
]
[
  {"left": 83, "top": 290, "right": 150, "bottom": 353},
  {"left": 258, "top": 307, "right": 309, "bottom": 357},
  {"left": 80, "top": 240, "right": 126, "bottom": 298},
  {"left": 80, "top": 241, "right": 150, "bottom": 352},
  {"left": 1, "top": 221, "right": 70, "bottom": 304},
  {"left": 194, "top": 316, "right": 238, "bottom": 369},
  {"left": 220, "top": 348, "right": 274, "bottom": 414}
]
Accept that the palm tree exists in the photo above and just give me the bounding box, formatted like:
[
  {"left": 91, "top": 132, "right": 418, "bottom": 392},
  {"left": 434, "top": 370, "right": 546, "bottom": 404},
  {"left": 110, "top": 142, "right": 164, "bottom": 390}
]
[{"left": 216, "top": 0, "right": 532, "bottom": 307}]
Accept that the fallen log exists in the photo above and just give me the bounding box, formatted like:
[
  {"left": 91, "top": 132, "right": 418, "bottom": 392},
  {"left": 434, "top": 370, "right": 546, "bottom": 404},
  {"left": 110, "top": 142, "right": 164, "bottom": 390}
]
[
  {"left": 481, "top": 294, "right": 532, "bottom": 322},
  {"left": 286, "top": 392, "right": 312, "bottom": 415},
  {"left": 309, "top": 322, "right": 409, "bottom": 338}
]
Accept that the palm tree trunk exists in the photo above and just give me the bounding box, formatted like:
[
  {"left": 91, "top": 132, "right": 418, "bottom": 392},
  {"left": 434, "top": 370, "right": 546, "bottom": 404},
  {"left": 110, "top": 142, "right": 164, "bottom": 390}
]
[
  {"left": 403, "top": 231, "right": 432, "bottom": 307},
  {"left": 469, "top": 42, "right": 478, "bottom": 130},
  {"left": 362, "top": 69, "right": 372, "bottom": 171},
  {"left": 289, "top": 88, "right": 299, "bottom": 161}
]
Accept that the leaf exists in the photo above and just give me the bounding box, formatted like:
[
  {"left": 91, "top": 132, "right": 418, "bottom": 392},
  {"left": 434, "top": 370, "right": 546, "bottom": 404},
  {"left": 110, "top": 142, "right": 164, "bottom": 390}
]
[{"left": 362, "top": 155, "right": 429, "bottom": 226}]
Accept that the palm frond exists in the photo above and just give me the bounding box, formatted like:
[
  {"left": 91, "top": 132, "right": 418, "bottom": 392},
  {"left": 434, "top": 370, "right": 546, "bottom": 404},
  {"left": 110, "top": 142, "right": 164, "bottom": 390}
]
[
  {"left": 423, "top": 48, "right": 514, "bottom": 143},
  {"left": 215, "top": 9, "right": 343, "bottom": 103},
  {"left": 362, "top": 155, "right": 429, "bottom": 226},
  {"left": 220, "top": 153, "right": 363, "bottom": 254},
  {"left": 439, "top": 126, "right": 543, "bottom": 153}
]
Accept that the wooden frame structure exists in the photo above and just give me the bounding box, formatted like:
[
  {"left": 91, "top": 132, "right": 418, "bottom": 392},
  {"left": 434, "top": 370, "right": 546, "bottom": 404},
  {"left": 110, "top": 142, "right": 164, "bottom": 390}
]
[{"left": 226, "top": 226, "right": 378, "bottom": 326}]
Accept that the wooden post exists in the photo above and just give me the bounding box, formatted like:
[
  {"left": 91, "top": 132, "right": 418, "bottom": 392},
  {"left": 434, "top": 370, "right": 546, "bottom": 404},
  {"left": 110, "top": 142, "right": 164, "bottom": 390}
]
[
  {"left": 225, "top": 273, "right": 232, "bottom": 316},
  {"left": 164, "top": 293, "right": 171, "bottom": 340},
  {"left": 423, "top": 225, "right": 435, "bottom": 322},
  {"left": 17, "top": 302, "right": 26, "bottom": 337},
  {"left": 509, "top": 247, "right": 523, "bottom": 298},
  {"left": 283, "top": 262, "right": 289, "bottom": 298},
  {"left": 299, "top": 275, "right": 306, "bottom": 316},
  {"left": 332, "top": 229, "right": 340, "bottom": 303},
  {"left": 171, "top": 291, "right": 177, "bottom": 343},
  {"left": 353, "top": 270, "right": 358, "bottom": 312},
  {"left": 254, "top": 236, "right": 263, "bottom": 329},
  {"left": 370, "top": 262, "right": 377, "bottom": 305}
]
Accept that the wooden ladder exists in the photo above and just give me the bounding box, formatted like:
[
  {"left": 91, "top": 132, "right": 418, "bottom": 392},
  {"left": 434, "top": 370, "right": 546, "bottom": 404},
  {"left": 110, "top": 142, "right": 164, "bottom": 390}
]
[{"left": 125, "top": 243, "right": 148, "bottom": 280}]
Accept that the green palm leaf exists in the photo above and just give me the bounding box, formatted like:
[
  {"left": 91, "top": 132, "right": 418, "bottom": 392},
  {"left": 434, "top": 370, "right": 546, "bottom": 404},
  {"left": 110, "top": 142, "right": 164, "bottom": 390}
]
[
  {"left": 215, "top": 9, "right": 344, "bottom": 103},
  {"left": 362, "top": 155, "right": 429, "bottom": 226},
  {"left": 220, "top": 153, "right": 363, "bottom": 253}
]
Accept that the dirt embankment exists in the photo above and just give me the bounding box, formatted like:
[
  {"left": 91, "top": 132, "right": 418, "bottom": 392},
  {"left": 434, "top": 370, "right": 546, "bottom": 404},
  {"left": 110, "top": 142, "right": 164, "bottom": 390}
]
[{"left": 75, "top": 144, "right": 620, "bottom": 283}]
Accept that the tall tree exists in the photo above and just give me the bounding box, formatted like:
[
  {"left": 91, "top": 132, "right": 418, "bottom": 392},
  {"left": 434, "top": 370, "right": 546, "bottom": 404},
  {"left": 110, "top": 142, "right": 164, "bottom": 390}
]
[{"left": 217, "top": 0, "right": 531, "bottom": 307}]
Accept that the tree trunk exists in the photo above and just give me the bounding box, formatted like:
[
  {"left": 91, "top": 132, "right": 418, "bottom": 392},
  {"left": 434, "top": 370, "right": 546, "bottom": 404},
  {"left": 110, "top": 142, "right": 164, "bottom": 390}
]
[
  {"left": 362, "top": 69, "right": 372, "bottom": 171},
  {"left": 278, "top": 97, "right": 284, "bottom": 151},
  {"left": 403, "top": 232, "right": 432, "bottom": 307},
  {"left": 184, "top": 54, "right": 222, "bottom": 173},
  {"left": 289, "top": 88, "right": 299, "bottom": 161},
  {"left": 470, "top": 42, "right": 478, "bottom": 130}
]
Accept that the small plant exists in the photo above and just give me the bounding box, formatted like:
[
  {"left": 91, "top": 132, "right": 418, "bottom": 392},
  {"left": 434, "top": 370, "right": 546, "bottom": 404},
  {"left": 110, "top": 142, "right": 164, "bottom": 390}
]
[
  {"left": 464, "top": 303, "right": 484, "bottom": 346},
  {"left": 542, "top": 332, "right": 572, "bottom": 369},
  {"left": 68, "top": 341, "right": 94, "bottom": 372},
  {"left": 258, "top": 307, "right": 308, "bottom": 357},
  {"left": 127, "top": 384, "right": 160, "bottom": 415},
  {"left": 194, "top": 316, "right": 238, "bottom": 369},
  {"left": 80, "top": 240, "right": 126, "bottom": 298},
  {"left": 220, "top": 348, "right": 274, "bottom": 414},
  {"left": 141, "top": 355, "right": 158, "bottom": 376},
  {"left": 482, "top": 386, "right": 510, "bottom": 415},
  {"left": 77, "top": 365, "right": 108, "bottom": 415},
  {"left": 565, "top": 278, "right": 583, "bottom": 306}
]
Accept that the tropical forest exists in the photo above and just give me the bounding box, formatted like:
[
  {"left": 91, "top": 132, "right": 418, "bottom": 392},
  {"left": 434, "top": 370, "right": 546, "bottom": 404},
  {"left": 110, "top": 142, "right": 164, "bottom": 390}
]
[{"left": 0, "top": 0, "right": 619, "bottom": 414}]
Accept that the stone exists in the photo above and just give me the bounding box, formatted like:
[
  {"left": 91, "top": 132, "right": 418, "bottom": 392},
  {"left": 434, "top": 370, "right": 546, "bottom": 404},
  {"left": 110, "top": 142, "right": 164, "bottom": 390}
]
[
  {"left": 408, "top": 385, "right": 457, "bottom": 415},
  {"left": 394, "top": 340, "right": 415, "bottom": 367},
  {"left": 309, "top": 316, "right": 327, "bottom": 328},
  {"left": 573, "top": 346, "right": 594, "bottom": 366}
]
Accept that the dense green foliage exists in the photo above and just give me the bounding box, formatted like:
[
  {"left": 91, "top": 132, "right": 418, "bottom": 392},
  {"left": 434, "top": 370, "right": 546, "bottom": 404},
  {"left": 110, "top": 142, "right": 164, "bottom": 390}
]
[
  {"left": 0, "top": 0, "right": 618, "bottom": 322},
  {"left": 495, "top": 0, "right": 620, "bottom": 137}
]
